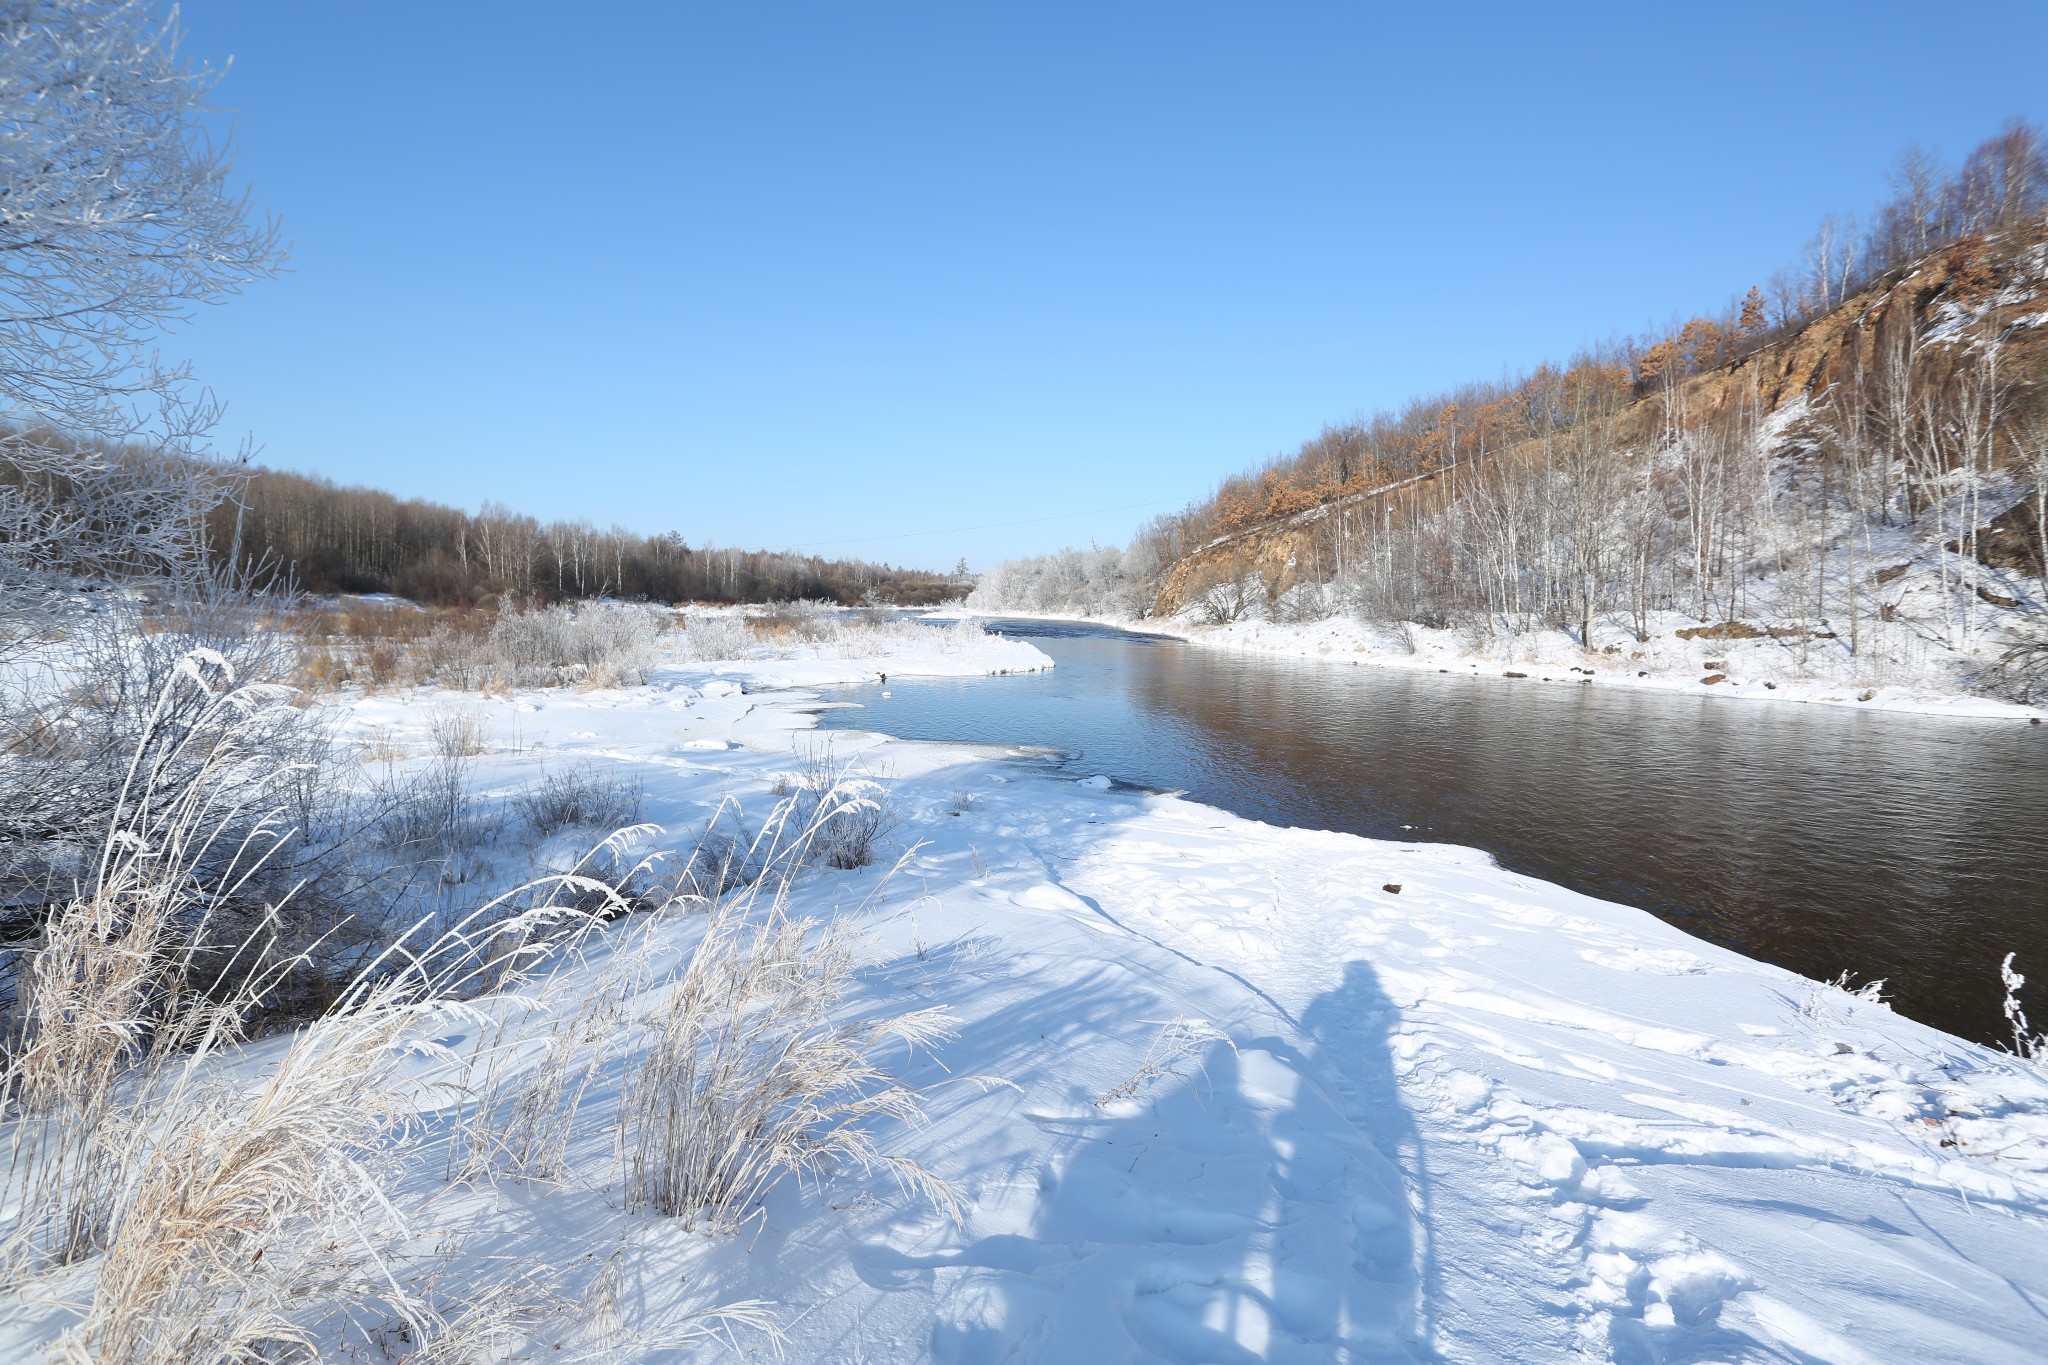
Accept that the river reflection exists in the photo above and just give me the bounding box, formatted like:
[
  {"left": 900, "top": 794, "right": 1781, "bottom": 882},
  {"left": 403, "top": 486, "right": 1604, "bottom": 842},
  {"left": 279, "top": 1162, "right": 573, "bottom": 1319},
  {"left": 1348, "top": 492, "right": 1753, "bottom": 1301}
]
[{"left": 817, "top": 619, "right": 2048, "bottom": 1046}]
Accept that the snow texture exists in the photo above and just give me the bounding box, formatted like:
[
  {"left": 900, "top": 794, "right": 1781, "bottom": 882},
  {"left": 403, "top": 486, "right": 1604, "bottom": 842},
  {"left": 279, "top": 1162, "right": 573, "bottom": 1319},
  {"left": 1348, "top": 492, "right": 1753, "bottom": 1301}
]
[
  {"left": 932, "top": 607, "right": 2048, "bottom": 721},
  {"left": 10, "top": 628, "right": 2046, "bottom": 1361}
]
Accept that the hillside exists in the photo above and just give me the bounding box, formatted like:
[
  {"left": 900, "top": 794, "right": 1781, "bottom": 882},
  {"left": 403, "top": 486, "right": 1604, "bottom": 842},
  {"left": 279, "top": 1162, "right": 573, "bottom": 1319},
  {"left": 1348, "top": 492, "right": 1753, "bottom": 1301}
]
[
  {"left": 1153, "top": 226, "right": 2048, "bottom": 623},
  {"left": 969, "top": 125, "right": 2048, "bottom": 709}
]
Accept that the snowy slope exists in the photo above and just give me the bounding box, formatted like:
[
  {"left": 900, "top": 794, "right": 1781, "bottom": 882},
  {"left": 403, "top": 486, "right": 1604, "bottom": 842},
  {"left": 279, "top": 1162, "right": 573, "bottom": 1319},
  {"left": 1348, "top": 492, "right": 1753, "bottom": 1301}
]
[
  {"left": 927, "top": 607, "right": 2048, "bottom": 722},
  {"left": 651, "top": 736, "right": 2048, "bottom": 1362},
  {"left": 11, "top": 633, "right": 2045, "bottom": 1362},
  {"left": 409, "top": 656, "right": 2048, "bottom": 1359}
]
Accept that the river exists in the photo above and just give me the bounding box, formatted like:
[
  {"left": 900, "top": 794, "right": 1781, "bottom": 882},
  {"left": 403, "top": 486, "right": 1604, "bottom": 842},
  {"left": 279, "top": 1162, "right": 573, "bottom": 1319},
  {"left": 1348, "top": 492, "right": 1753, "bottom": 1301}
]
[{"left": 816, "top": 617, "right": 2048, "bottom": 1047}]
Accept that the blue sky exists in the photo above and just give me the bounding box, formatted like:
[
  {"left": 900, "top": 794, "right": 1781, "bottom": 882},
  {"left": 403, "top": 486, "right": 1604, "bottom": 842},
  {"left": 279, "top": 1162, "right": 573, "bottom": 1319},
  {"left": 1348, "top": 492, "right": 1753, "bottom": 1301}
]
[{"left": 169, "top": 2, "right": 2048, "bottom": 571}]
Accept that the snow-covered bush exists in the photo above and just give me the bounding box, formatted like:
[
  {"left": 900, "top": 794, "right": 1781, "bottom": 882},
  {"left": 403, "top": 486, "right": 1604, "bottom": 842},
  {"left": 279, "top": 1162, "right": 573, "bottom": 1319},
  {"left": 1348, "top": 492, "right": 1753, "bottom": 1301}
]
[
  {"left": 515, "top": 762, "right": 644, "bottom": 838},
  {"left": 617, "top": 793, "right": 949, "bottom": 1230},
  {"left": 0, "top": 586, "right": 355, "bottom": 1022},
  {"left": 770, "top": 753, "right": 897, "bottom": 871},
  {"left": 966, "top": 541, "right": 1160, "bottom": 618},
  {"left": 678, "top": 612, "right": 755, "bottom": 662},
  {"left": 400, "top": 602, "right": 664, "bottom": 691},
  {"left": 484, "top": 603, "right": 663, "bottom": 689},
  {"left": 1981, "top": 613, "right": 2048, "bottom": 703}
]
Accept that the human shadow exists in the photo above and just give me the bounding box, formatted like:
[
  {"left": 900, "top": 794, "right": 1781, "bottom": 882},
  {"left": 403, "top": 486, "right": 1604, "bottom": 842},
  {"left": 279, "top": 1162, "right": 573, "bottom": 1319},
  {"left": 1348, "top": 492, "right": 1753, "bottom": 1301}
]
[
  {"left": 849, "top": 965, "right": 1436, "bottom": 1362},
  {"left": 797, "top": 766, "right": 1441, "bottom": 1362},
  {"left": 517, "top": 748, "right": 1443, "bottom": 1362}
]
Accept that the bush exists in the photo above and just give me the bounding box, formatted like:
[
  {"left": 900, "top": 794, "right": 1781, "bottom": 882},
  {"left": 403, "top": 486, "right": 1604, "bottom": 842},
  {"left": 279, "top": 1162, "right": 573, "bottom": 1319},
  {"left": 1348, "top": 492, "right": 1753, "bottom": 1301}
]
[
  {"left": 678, "top": 613, "right": 754, "bottom": 663},
  {"left": 482, "top": 603, "right": 663, "bottom": 689},
  {"left": 748, "top": 599, "right": 839, "bottom": 643},
  {"left": 369, "top": 749, "right": 495, "bottom": 863},
  {"left": 1980, "top": 613, "right": 2048, "bottom": 703},
  {"left": 770, "top": 752, "right": 897, "bottom": 871},
  {"left": 515, "top": 763, "right": 644, "bottom": 838},
  {"left": 0, "top": 581, "right": 371, "bottom": 1037}
]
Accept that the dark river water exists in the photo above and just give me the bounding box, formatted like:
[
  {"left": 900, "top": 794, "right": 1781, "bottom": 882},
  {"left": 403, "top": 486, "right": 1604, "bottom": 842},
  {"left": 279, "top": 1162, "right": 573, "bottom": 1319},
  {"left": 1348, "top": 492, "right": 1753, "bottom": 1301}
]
[{"left": 817, "top": 618, "right": 2048, "bottom": 1047}]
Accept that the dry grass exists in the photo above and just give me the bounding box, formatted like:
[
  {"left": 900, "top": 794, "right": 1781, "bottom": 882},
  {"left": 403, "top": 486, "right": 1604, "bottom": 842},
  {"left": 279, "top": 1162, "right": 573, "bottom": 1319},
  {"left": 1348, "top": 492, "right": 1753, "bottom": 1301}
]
[
  {"left": 451, "top": 782, "right": 958, "bottom": 1240},
  {"left": 1, "top": 650, "right": 306, "bottom": 1277},
  {"left": 745, "top": 600, "right": 839, "bottom": 643},
  {"left": 282, "top": 600, "right": 664, "bottom": 694},
  {"left": 515, "top": 762, "right": 644, "bottom": 839},
  {"left": 0, "top": 652, "right": 945, "bottom": 1358},
  {"left": 52, "top": 997, "right": 420, "bottom": 1364},
  {"left": 618, "top": 798, "right": 954, "bottom": 1232},
  {"left": 1095, "top": 1017, "right": 1235, "bottom": 1107},
  {"left": 0, "top": 655, "right": 592, "bottom": 1352},
  {"left": 770, "top": 748, "right": 897, "bottom": 870},
  {"left": 427, "top": 703, "right": 490, "bottom": 758},
  {"left": 357, "top": 724, "right": 409, "bottom": 763}
]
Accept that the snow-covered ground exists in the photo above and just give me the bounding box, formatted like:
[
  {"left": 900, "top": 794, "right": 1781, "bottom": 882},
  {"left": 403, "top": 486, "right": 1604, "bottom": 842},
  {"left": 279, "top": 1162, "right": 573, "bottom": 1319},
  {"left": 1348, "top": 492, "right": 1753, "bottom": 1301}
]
[
  {"left": 12, "top": 627, "right": 2048, "bottom": 1361},
  {"left": 1142, "top": 612, "right": 2048, "bottom": 721},
  {"left": 933, "top": 606, "right": 2048, "bottom": 721}
]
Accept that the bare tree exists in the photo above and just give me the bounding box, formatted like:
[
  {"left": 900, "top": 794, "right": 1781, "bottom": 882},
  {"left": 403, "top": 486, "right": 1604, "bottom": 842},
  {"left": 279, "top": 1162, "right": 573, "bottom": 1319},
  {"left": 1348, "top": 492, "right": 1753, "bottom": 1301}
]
[
  {"left": 0, "top": 0, "right": 286, "bottom": 643},
  {"left": 0, "top": 0, "right": 283, "bottom": 444}
]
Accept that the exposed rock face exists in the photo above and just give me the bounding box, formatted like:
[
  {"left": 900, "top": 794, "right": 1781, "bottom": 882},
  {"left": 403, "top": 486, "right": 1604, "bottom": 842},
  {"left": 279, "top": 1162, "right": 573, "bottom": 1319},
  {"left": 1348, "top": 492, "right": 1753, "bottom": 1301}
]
[
  {"left": 1153, "top": 230, "right": 2048, "bottom": 619},
  {"left": 1956, "top": 497, "right": 2045, "bottom": 576}
]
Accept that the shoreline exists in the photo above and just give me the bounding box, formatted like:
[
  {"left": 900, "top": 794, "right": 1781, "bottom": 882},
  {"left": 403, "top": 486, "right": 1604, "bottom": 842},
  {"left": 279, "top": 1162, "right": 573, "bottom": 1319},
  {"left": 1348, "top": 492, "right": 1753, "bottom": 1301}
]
[
  {"left": 14, "top": 627, "right": 2040, "bottom": 1360},
  {"left": 931, "top": 607, "right": 2048, "bottom": 722},
  {"left": 637, "top": 650, "right": 2048, "bottom": 1357}
]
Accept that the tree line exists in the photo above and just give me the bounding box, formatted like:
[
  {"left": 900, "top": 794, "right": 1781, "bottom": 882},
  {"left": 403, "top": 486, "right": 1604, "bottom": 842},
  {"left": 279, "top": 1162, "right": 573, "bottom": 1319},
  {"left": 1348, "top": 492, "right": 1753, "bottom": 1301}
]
[{"left": 209, "top": 465, "right": 967, "bottom": 607}]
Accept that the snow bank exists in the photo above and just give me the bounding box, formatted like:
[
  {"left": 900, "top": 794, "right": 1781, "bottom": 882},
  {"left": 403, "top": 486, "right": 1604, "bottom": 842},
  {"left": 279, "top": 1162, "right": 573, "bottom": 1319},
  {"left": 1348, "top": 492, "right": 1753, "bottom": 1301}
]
[
  {"left": 402, "top": 662, "right": 2048, "bottom": 1357},
  {"left": 933, "top": 607, "right": 2047, "bottom": 720},
  {"left": 13, "top": 631, "right": 2044, "bottom": 1361},
  {"left": 1153, "top": 612, "right": 2048, "bottom": 720}
]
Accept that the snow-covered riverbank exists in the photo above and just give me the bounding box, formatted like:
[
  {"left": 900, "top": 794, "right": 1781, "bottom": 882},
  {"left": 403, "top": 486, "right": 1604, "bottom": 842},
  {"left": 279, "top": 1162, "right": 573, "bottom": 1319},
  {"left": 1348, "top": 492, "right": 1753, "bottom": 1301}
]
[
  {"left": 12, "top": 628, "right": 2045, "bottom": 1362},
  {"left": 358, "top": 647, "right": 2048, "bottom": 1358},
  {"left": 934, "top": 607, "right": 2048, "bottom": 721},
  {"left": 512, "top": 652, "right": 2048, "bottom": 1359}
]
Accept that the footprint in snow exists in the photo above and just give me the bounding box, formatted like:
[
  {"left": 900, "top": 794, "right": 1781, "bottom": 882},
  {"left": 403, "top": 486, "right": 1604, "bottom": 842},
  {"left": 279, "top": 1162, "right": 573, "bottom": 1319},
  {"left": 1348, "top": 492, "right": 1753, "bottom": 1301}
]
[{"left": 1579, "top": 946, "right": 1708, "bottom": 976}]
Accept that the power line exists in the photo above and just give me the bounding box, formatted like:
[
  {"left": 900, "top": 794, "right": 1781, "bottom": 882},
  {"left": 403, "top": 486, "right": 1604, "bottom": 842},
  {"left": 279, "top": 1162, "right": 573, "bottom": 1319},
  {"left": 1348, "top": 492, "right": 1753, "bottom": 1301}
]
[{"left": 775, "top": 496, "right": 1183, "bottom": 551}]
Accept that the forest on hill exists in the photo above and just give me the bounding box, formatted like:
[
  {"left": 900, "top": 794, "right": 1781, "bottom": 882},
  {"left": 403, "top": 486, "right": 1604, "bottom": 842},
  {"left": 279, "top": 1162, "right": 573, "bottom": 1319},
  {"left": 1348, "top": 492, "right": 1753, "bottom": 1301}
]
[
  {"left": 204, "top": 465, "right": 967, "bottom": 607},
  {"left": 970, "top": 120, "right": 2048, "bottom": 698}
]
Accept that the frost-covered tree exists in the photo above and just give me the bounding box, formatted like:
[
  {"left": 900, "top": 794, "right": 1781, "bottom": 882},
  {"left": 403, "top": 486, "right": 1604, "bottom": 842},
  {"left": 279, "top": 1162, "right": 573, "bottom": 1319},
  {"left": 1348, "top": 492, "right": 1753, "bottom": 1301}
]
[
  {"left": 0, "top": 0, "right": 293, "bottom": 927},
  {"left": 0, "top": 0, "right": 283, "bottom": 631}
]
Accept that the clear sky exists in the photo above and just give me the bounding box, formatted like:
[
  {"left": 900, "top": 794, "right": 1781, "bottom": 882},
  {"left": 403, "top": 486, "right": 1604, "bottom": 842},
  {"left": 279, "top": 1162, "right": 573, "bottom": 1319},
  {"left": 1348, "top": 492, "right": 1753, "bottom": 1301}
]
[{"left": 168, "top": 1, "right": 2048, "bottom": 571}]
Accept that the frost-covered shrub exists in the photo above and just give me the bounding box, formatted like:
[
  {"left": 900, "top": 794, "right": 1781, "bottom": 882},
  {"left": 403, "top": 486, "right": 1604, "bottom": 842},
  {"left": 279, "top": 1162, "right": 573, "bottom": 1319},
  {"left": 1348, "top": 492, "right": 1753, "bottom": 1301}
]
[
  {"left": 0, "top": 583, "right": 332, "bottom": 945},
  {"left": 1979, "top": 614, "right": 2048, "bottom": 703},
  {"left": 771, "top": 754, "right": 897, "bottom": 871},
  {"left": 371, "top": 749, "right": 495, "bottom": 861},
  {"left": 515, "top": 762, "right": 645, "bottom": 838},
  {"left": 407, "top": 619, "right": 493, "bottom": 690},
  {"left": 401, "top": 603, "right": 664, "bottom": 691},
  {"left": 486, "top": 603, "right": 662, "bottom": 689},
  {"left": 966, "top": 541, "right": 1161, "bottom": 617},
  {"left": 679, "top": 614, "right": 755, "bottom": 663}
]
